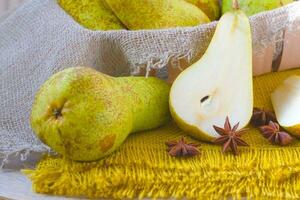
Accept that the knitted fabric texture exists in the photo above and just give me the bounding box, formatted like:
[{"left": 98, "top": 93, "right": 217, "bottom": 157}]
[{"left": 25, "top": 68, "right": 300, "bottom": 199}]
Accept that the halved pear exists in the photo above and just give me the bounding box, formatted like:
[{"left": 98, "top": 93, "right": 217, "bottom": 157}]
[
  {"left": 169, "top": 4, "right": 253, "bottom": 141},
  {"left": 271, "top": 76, "right": 300, "bottom": 137}
]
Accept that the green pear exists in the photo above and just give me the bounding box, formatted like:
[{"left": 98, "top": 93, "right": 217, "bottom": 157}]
[
  {"left": 169, "top": 0, "right": 253, "bottom": 141},
  {"left": 104, "top": 0, "right": 210, "bottom": 30},
  {"left": 31, "top": 67, "right": 170, "bottom": 161},
  {"left": 222, "top": 0, "right": 294, "bottom": 16},
  {"left": 58, "top": 0, "right": 125, "bottom": 30},
  {"left": 185, "top": 0, "right": 220, "bottom": 21}
]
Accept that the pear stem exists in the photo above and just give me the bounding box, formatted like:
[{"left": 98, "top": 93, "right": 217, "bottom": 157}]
[{"left": 232, "top": 0, "right": 240, "bottom": 10}]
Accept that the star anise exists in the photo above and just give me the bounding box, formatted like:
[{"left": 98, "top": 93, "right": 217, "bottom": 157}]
[
  {"left": 259, "top": 121, "right": 293, "bottom": 146},
  {"left": 213, "top": 117, "right": 249, "bottom": 155},
  {"left": 251, "top": 107, "right": 277, "bottom": 127},
  {"left": 165, "top": 137, "right": 200, "bottom": 157}
]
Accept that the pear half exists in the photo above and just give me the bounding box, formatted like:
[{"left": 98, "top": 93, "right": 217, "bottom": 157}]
[
  {"left": 169, "top": 6, "right": 253, "bottom": 141},
  {"left": 271, "top": 76, "right": 300, "bottom": 137}
]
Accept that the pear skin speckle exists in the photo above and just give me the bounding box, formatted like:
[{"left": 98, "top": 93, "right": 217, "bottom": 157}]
[
  {"left": 99, "top": 134, "right": 116, "bottom": 153},
  {"left": 57, "top": 0, "right": 125, "bottom": 30},
  {"left": 185, "top": 0, "right": 220, "bottom": 21},
  {"left": 105, "top": 0, "right": 210, "bottom": 30},
  {"left": 30, "top": 67, "right": 170, "bottom": 161}
]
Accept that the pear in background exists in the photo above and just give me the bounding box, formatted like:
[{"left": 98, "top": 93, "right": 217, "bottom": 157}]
[
  {"left": 31, "top": 67, "right": 170, "bottom": 161},
  {"left": 185, "top": 0, "right": 220, "bottom": 21},
  {"left": 271, "top": 76, "right": 300, "bottom": 137},
  {"left": 104, "top": 0, "right": 210, "bottom": 30},
  {"left": 58, "top": 0, "right": 125, "bottom": 30},
  {"left": 222, "top": 0, "right": 294, "bottom": 16},
  {"left": 169, "top": 0, "right": 253, "bottom": 141}
]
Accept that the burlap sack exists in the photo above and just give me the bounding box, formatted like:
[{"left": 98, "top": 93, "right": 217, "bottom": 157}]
[{"left": 0, "top": 0, "right": 300, "bottom": 169}]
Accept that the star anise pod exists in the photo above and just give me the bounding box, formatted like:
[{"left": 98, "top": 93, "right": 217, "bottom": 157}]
[
  {"left": 251, "top": 107, "right": 277, "bottom": 127},
  {"left": 213, "top": 117, "right": 249, "bottom": 155},
  {"left": 165, "top": 137, "right": 200, "bottom": 157},
  {"left": 259, "top": 121, "right": 293, "bottom": 146}
]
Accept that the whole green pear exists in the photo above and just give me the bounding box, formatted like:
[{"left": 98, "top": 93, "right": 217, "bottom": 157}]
[
  {"left": 31, "top": 67, "right": 170, "bottom": 161},
  {"left": 58, "top": 0, "right": 125, "bottom": 30},
  {"left": 185, "top": 0, "right": 220, "bottom": 21},
  {"left": 104, "top": 0, "right": 210, "bottom": 30},
  {"left": 222, "top": 0, "right": 294, "bottom": 16}
]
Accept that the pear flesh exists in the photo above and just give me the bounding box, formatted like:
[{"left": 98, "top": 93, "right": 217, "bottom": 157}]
[
  {"left": 170, "top": 9, "right": 253, "bottom": 141},
  {"left": 31, "top": 67, "right": 170, "bottom": 161},
  {"left": 104, "top": 0, "right": 210, "bottom": 30},
  {"left": 271, "top": 76, "right": 300, "bottom": 136}
]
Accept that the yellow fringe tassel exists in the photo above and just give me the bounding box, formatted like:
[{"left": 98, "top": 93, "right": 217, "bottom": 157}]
[{"left": 24, "top": 68, "right": 300, "bottom": 199}]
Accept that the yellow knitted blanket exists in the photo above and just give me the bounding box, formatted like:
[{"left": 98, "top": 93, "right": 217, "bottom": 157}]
[{"left": 25, "top": 68, "right": 300, "bottom": 199}]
